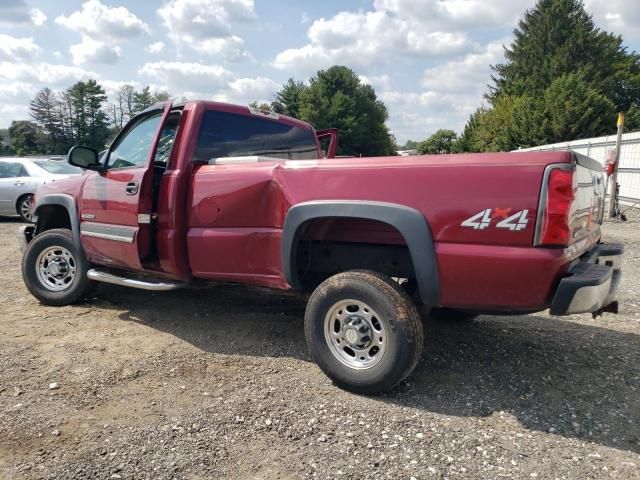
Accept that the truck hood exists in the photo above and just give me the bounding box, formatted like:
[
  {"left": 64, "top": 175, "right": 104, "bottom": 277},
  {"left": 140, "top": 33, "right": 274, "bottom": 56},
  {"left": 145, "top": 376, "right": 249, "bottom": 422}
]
[{"left": 36, "top": 172, "right": 86, "bottom": 200}]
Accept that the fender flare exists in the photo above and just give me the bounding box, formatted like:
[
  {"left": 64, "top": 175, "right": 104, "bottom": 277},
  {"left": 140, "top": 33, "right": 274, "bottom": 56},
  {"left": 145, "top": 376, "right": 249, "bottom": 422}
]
[
  {"left": 34, "top": 194, "right": 81, "bottom": 248},
  {"left": 281, "top": 200, "right": 440, "bottom": 305}
]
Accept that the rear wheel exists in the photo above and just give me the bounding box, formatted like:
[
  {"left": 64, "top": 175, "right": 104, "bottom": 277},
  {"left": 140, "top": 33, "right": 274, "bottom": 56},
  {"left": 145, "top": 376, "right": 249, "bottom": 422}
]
[
  {"left": 17, "top": 194, "right": 34, "bottom": 222},
  {"left": 305, "top": 270, "right": 423, "bottom": 394},
  {"left": 21, "top": 228, "right": 95, "bottom": 306}
]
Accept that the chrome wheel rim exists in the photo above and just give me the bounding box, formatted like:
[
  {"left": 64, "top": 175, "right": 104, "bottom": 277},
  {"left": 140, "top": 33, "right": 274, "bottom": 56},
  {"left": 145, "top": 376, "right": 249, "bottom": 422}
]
[
  {"left": 20, "top": 195, "right": 34, "bottom": 222},
  {"left": 324, "top": 299, "right": 386, "bottom": 369},
  {"left": 35, "top": 246, "right": 77, "bottom": 292}
]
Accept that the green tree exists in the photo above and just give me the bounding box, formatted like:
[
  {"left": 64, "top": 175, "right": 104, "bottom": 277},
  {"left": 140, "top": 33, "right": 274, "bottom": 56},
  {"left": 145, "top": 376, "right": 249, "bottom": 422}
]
[
  {"left": 249, "top": 101, "right": 272, "bottom": 110},
  {"left": 271, "top": 78, "right": 306, "bottom": 118},
  {"left": 401, "top": 140, "right": 420, "bottom": 150},
  {"left": 132, "top": 86, "right": 154, "bottom": 112},
  {"left": 68, "top": 79, "right": 110, "bottom": 151},
  {"left": 418, "top": 129, "right": 458, "bottom": 154},
  {"left": 625, "top": 104, "right": 640, "bottom": 132},
  {"left": 29, "top": 87, "right": 66, "bottom": 153},
  {"left": 461, "top": 0, "right": 640, "bottom": 151},
  {"left": 298, "top": 66, "right": 395, "bottom": 156},
  {"left": 541, "top": 73, "right": 616, "bottom": 142},
  {"left": 491, "top": 0, "right": 640, "bottom": 110},
  {"left": 0, "top": 128, "right": 14, "bottom": 155},
  {"left": 8, "top": 121, "right": 47, "bottom": 155}
]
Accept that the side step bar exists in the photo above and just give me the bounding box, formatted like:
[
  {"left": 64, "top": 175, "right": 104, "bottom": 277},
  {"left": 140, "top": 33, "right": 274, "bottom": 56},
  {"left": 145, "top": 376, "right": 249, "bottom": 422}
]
[{"left": 87, "top": 269, "right": 185, "bottom": 291}]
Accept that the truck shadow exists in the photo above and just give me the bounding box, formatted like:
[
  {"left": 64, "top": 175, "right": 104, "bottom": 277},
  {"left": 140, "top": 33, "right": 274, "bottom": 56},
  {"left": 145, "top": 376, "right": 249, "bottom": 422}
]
[{"left": 93, "top": 282, "right": 640, "bottom": 454}]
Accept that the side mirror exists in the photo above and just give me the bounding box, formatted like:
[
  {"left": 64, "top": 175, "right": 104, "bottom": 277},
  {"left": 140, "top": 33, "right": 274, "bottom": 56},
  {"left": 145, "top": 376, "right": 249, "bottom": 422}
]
[{"left": 67, "top": 146, "right": 102, "bottom": 171}]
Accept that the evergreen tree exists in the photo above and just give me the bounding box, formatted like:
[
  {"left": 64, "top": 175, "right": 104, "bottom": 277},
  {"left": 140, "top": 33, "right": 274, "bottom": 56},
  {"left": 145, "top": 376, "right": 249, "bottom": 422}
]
[
  {"left": 271, "top": 79, "right": 306, "bottom": 118},
  {"left": 133, "top": 86, "right": 154, "bottom": 112},
  {"left": 541, "top": 73, "right": 616, "bottom": 142},
  {"left": 298, "top": 66, "right": 396, "bottom": 156},
  {"left": 29, "top": 88, "right": 65, "bottom": 153},
  {"left": 458, "top": 0, "right": 640, "bottom": 151},
  {"left": 67, "top": 80, "right": 110, "bottom": 151},
  {"left": 8, "top": 121, "right": 46, "bottom": 155},
  {"left": 491, "top": 0, "right": 640, "bottom": 111}
]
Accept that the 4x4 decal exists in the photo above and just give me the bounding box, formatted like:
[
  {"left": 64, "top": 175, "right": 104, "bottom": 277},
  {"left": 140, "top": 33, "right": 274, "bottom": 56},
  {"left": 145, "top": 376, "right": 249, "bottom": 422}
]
[{"left": 461, "top": 208, "right": 529, "bottom": 231}]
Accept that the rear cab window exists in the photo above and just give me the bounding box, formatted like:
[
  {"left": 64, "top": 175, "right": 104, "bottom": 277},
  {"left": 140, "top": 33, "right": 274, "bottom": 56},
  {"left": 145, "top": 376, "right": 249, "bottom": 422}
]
[{"left": 194, "top": 109, "right": 319, "bottom": 162}]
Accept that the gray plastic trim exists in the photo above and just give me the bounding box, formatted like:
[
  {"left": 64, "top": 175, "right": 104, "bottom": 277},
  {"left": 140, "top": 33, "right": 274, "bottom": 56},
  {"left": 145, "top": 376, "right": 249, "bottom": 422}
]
[
  {"left": 281, "top": 200, "right": 439, "bottom": 305},
  {"left": 34, "top": 194, "right": 80, "bottom": 247}
]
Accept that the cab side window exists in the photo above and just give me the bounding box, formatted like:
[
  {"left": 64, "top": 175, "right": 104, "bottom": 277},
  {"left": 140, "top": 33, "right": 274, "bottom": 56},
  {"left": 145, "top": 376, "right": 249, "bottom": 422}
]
[
  {"left": 194, "top": 110, "right": 319, "bottom": 162},
  {"left": 107, "top": 114, "right": 162, "bottom": 170}
]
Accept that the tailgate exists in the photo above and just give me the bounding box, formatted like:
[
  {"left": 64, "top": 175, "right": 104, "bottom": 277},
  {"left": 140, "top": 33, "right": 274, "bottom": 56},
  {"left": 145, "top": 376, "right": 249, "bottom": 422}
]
[{"left": 571, "top": 153, "right": 605, "bottom": 244}]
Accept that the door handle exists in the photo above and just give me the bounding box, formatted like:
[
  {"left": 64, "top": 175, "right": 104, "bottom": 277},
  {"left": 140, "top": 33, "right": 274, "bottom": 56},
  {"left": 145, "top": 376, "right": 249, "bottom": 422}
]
[
  {"left": 14, "top": 181, "right": 25, "bottom": 186},
  {"left": 125, "top": 182, "right": 139, "bottom": 195}
]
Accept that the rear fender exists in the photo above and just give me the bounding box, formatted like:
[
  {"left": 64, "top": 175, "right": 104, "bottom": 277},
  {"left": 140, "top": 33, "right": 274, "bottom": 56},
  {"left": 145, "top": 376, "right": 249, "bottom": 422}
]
[{"left": 281, "top": 200, "right": 440, "bottom": 305}]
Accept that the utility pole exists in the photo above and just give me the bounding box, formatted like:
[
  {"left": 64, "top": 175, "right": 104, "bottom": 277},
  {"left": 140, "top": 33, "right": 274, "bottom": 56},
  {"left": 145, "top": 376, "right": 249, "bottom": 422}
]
[{"left": 608, "top": 112, "right": 624, "bottom": 218}]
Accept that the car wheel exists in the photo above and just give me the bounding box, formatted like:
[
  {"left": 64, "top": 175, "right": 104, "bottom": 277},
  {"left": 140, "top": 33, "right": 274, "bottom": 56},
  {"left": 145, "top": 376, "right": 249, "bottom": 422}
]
[
  {"left": 17, "top": 194, "right": 35, "bottom": 223},
  {"left": 429, "top": 307, "right": 479, "bottom": 323},
  {"left": 21, "top": 228, "right": 95, "bottom": 306},
  {"left": 305, "top": 270, "right": 424, "bottom": 394}
]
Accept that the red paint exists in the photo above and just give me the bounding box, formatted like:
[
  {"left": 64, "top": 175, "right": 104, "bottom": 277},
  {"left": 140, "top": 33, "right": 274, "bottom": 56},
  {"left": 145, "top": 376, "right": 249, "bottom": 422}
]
[{"left": 35, "top": 100, "right": 602, "bottom": 313}]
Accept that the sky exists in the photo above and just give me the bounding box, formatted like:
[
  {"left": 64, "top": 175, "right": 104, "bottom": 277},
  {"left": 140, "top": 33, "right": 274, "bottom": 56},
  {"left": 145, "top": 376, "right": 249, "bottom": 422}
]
[{"left": 0, "top": 0, "right": 639, "bottom": 144}]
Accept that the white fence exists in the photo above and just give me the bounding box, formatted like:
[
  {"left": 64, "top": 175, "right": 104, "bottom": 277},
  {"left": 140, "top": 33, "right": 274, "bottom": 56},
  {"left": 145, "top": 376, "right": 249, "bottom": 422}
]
[{"left": 517, "top": 131, "right": 640, "bottom": 204}]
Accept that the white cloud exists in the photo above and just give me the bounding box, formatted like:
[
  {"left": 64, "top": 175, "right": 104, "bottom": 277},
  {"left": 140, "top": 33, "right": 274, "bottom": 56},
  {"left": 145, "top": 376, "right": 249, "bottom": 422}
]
[
  {"left": 146, "top": 41, "right": 166, "bottom": 54},
  {"left": 158, "top": 0, "right": 255, "bottom": 60},
  {"left": 359, "top": 74, "right": 392, "bottom": 91},
  {"left": 273, "top": 9, "right": 472, "bottom": 74},
  {"left": 55, "top": 0, "right": 150, "bottom": 40},
  {"left": 0, "top": 62, "right": 97, "bottom": 86},
  {"left": 0, "top": 81, "right": 36, "bottom": 99},
  {"left": 421, "top": 40, "right": 505, "bottom": 94},
  {"left": 373, "top": 0, "right": 528, "bottom": 29},
  {"left": 0, "top": 1, "right": 46, "bottom": 26},
  {"left": 138, "top": 61, "right": 234, "bottom": 92},
  {"left": 70, "top": 36, "right": 121, "bottom": 66},
  {"left": 0, "top": 34, "right": 41, "bottom": 60},
  {"left": 376, "top": 41, "right": 506, "bottom": 142},
  {"left": 225, "top": 76, "right": 279, "bottom": 102},
  {"left": 586, "top": 0, "right": 640, "bottom": 40}
]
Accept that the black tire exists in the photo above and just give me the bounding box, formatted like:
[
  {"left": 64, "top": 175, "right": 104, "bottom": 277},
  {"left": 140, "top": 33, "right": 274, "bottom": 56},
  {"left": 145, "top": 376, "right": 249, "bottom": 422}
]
[
  {"left": 429, "top": 307, "right": 479, "bottom": 323},
  {"left": 305, "top": 270, "right": 424, "bottom": 394},
  {"left": 21, "top": 228, "right": 95, "bottom": 306},
  {"left": 17, "top": 194, "right": 35, "bottom": 223}
]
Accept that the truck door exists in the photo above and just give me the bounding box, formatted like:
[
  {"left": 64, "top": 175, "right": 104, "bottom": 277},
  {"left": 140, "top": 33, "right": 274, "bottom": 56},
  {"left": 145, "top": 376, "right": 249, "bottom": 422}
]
[{"left": 78, "top": 102, "right": 173, "bottom": 270}]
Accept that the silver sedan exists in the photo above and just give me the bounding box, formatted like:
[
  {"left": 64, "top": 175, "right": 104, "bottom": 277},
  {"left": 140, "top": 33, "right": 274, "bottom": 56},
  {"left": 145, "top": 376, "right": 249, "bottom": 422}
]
[{"left": 0, "top": 158, "right": 82, "bottom": 222}]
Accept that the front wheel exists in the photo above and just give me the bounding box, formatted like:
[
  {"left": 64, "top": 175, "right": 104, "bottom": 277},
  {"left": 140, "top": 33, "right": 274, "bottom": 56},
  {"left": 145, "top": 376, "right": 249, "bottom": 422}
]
[
  {"left": 21, "top": 228, "right": 95, "bottom": 306},
  {"left": 305, "top": 270, "right": 424, "bottom": 394}
]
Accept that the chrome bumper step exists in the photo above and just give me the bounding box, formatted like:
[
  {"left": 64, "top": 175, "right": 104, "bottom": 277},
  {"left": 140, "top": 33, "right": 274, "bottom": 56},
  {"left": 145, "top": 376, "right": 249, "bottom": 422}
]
[{"left": 87, "top": 269, "right": 185, "bottom": 291}]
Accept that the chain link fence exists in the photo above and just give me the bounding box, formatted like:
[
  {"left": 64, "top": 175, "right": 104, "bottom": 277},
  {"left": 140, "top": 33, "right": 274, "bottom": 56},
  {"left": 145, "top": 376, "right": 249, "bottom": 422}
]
[{"left": 517, "top": 131, "right": 640, "bottom": 206}]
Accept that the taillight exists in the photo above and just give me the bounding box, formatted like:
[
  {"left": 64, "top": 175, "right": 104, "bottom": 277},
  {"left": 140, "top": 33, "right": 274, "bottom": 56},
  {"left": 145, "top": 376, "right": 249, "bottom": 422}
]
[{"left": 537, "top": 167, "right": 575, "bottom": 246}]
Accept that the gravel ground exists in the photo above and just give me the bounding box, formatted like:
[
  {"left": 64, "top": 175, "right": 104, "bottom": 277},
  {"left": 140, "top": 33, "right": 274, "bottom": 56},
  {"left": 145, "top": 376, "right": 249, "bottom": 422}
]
[{"left": 0, "top": 212, "right": 638, "bottom": 479}]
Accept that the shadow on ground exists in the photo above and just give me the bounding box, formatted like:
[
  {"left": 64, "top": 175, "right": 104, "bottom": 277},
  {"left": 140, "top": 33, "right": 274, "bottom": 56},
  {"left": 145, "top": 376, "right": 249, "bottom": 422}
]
[{"left": 82, "top": 281, "right": 640, "bottom": 454}]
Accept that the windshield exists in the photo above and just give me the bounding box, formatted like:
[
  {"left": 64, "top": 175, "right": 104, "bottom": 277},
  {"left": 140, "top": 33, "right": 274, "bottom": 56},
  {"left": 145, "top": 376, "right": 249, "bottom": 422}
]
[{"left": 34, "top": 161, "right": 82, "bottom": 174}]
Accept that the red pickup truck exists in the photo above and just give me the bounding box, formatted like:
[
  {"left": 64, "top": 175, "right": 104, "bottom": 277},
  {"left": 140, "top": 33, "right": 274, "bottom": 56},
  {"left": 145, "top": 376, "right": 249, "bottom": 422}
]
[{"left": 18, "top": 100, "right": 623, "bottom": 393}]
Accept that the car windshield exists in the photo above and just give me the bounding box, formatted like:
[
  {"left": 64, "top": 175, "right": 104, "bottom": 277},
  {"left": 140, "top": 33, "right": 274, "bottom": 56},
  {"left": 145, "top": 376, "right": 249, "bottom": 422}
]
[{"left": 34, "top": 161, "right": 82, "bottom": 174}]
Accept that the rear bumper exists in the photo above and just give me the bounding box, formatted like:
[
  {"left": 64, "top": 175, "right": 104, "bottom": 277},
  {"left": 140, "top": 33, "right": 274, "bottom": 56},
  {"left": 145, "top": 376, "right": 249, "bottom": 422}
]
[{"left": 550, "top": 243, "right": 624, "bottom": 315}]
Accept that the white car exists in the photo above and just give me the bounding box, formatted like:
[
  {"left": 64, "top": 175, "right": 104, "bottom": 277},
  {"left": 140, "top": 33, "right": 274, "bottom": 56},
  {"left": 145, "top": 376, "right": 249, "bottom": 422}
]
[{"left": 0, "top": 158, "right": 82, "bottom": 222}]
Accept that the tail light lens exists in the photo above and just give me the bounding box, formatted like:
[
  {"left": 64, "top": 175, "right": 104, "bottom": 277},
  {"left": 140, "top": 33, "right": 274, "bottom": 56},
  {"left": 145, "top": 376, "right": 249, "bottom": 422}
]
[{"left": 538, "top": 167, "right": 575, "bottom": 246}]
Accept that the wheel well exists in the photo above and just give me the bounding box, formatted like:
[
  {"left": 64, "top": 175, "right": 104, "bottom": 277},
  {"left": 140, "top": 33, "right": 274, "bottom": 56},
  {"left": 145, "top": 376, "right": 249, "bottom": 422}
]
[
  {"left": 35, "top": 204, "right": 72, "bottom": 234},
  {"left": 293, "top": 217, "right": 416, "bottom": 291}
]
